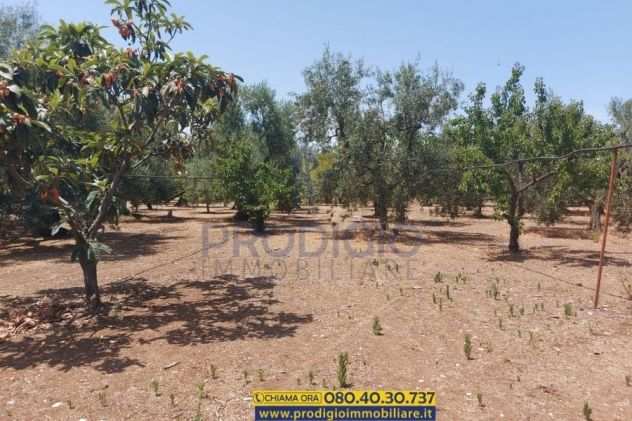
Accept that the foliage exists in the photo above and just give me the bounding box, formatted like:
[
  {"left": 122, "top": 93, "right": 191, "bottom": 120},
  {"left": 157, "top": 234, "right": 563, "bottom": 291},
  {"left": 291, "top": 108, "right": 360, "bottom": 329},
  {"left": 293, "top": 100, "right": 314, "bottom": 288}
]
[
  {"left": 119, "top": 158, "right": 181, "bottom": 210},
  {"left": 222, "top": 141, "right": 288, "bottom": 232},
  {"left": 371, "top": 316, "right": 383, "bottom": 336},
  {"left": 446, "top": 65, "right": 604, "bottom": 251},
  {"left": 183, "top": 157, "right": 221, "bottom": 212},
  {"left": 0, "top": 0, "right": 239, "bottom": 307},
  {"left": 336, "top": 352, "right": 350, "bottom": 388}
]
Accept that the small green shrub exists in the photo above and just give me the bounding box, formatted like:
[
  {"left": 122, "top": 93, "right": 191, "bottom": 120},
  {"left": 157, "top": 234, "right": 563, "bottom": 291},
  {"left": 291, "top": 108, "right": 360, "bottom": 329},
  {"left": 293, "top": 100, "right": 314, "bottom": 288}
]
[
  {"left": 464, "top": 334, "right": 472, "bottom": 360},
  {"left": 337, "top": 352, "right": 350, "bottom": 388},
  {"left": 372, "top": 317, "right": 383, "bottom": 336},
  {"left": 583, "top": 401, "right": 593, "bottom": 421}
]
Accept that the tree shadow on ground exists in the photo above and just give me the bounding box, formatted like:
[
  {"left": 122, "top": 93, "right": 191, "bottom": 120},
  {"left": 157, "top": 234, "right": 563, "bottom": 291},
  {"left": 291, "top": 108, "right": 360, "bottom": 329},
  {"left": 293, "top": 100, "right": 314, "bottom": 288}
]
[
  {"left": 525, "top": 226, "right": 597, "bottom": 241},
  {"left": 488, "top": 245, "right": 632, "bottom": 268},
  {"left": 0, "top": 274, "right": 312, "bottom": 373},
  {"left": 317, "top": 224, "right": 496, "bottom": 249},
  {"left": 0, "top": 231, "right": 183, "bottom": 266},
  {"left": 407, "top": 219, "right": 470, "bottom": 228}
]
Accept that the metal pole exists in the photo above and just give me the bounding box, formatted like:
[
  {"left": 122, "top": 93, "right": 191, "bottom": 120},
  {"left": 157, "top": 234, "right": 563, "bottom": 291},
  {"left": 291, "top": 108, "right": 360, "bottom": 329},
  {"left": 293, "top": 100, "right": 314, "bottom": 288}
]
[{"left": 594, "top": 149, "right": 619, "bottom": 308}]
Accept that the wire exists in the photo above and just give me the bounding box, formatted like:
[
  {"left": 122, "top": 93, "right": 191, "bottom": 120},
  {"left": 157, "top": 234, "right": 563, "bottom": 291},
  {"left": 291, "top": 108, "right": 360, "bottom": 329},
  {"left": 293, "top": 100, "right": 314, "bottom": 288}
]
[{"left": 121, "top": 143, "right": 632, "bottom": 180}]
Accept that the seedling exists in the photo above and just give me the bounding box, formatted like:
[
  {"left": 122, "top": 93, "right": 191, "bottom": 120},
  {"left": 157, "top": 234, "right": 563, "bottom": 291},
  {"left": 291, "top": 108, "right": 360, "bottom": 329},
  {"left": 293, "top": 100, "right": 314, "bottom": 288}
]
[
  {"left": 519, "top": 306, "right": 524, "bottom": 316},
  {"left": 308, "top": 371, "right": 315, "bottom": 385},
  {"left": 490, "top": 283, "right": 500, "bottom": 300},
  {"left": 621, "top": 280, "right": 632, "bottom": 300},
  {"left": 97, "top": 392, "right": 107, "bottom": 407},
  {"left": 337, "top": 352, "right": 350, "bottom": 388},
  {"left": 194, "top": 383, "right": 205, "bottom": 421},
  {"left": 257, "top": 369, "right": 265, "bottom": 382},
  {"left": 455, "top": 272, "right": 467, "bottom": 284},
  {"left": 432, "top": 292, "right": 437, "bottom": 304},
  {"left": 476, "top": 393, "right": 484, "bottom": 408},
  {"left": 439, "top": 298, "right": 443, "bottom": 312},
  {"left": 196, "top": 383, "right": 205, "bottom": 400},
  {"left": 563, "top": 303, "right": 573, "bottom": 318},
  {"left": 150, "top": 379, "right": 160, "bottom": 397},
  {"left": 169, "top": 393, "right": 176, "bottom": 407},
  {"left": 528, "top": 331, "right": 535, "bottom": 347},
  {"left": 509, "top": 304, "right": 515, "bottom": 318},
  {"left": 626, "top": 375, "right": 631, "bottom": 387},
  {"left": 464, "top": 334, "right": 472, "bottom": 360},
  {"left": 583, "top": 401, "right": 593, "bottom": 421},
  {"left": 434, "top": 272, "right": 443, "bottom": 283},
  {"left": 372, "top": 316, "right": 383, "bottom": 336},
  {"left": 498, "top": 318, "right": 503, "bottom": 330},
  {"left": 446, "top": 284, "right": 452, "bottom": 301},
  {"left": 399, "top": 287, "right": 404, "bottom": 296},
  {"left": 209, "top": 364, "right": 218, "bottom": 380},
  {"left": 484, "top": 340, "right": 493, "bottom": 353},
  {"left": 537, "top": 282, "right": 541, "bottom": 291},
  {"left": 243, "top": 370, "right": 250, "bottom": 384}
]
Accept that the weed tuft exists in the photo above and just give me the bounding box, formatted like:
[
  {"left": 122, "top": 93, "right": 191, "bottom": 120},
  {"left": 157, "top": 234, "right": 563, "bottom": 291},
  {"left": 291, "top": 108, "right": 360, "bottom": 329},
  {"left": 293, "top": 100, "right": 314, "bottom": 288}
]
[
  {"left": 337, "top": 352, "right": 350, "bottom": 388},
  {"left": 372, "top": 316, "right": 383, "bottom": 336},
  {"left": 464, "top": 334, "right": 472, "bottom": 360},
  {"left": 583, "top": 401, "right": 593, "bottom": 421}
]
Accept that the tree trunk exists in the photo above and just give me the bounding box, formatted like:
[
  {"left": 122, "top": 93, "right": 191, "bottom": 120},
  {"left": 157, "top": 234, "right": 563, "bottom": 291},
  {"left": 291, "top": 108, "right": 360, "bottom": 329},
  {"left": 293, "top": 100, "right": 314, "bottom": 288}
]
[
  {"left": 473, "top": 203, "right": 483, "bottom": 218},
  {"left": 78, "top": 251, "right": 101, "bottom": 310},
  {"left": 507, "top": 192, "right": 521, "bottom": 253},
  {"left": 146, "top": 203, "right": 153, "bottom": 210},
  {"left": 509, "top": 220, "right": 520, "bottom": 253},
  {"left": 589, "top": 202, "right": 602, "bottom": 232},
  {"left": 394, "top": 201, "right": 407, "bottom": 224},
  {"left": 206, "top": 202, "right": 210, "bottom": 213},
  {"left": 375, "top": 198, "right": 388, "bottom": 231}
]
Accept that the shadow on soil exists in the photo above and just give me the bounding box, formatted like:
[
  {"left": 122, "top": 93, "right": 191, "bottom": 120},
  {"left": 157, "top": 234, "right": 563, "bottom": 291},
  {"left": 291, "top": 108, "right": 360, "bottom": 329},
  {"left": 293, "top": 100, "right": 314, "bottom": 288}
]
[
  {"left": 489, "top": 245, "right": 632, "bottom": 268},
  {"left": 0, "top": 275, "right": 312, "bottom": 373},
  {"left": 0, "top": 231, "right": 183, "bottom": 265}
]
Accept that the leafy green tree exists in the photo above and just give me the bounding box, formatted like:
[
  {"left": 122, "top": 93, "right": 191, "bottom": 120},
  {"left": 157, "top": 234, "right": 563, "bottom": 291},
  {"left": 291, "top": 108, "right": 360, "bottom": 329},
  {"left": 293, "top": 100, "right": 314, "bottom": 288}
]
[
  {"left": 297, "top": 47, "right": 367, "bottom": 147},
  {"left": 609, "top": 97, "right": 632, "bottom": 229},
  {"left": 450, "top": 65, "right": 598, "bottom": 252},
  {"left": 609, "top": 98, "right": 632, "bottom": 143},
  {"left": 0, "top": 0, "right": 238, "bottom": 308},
  {"left": 0, "top": 1, "right": 40, "bottom": 230},
  {"left": 120, "top": 158, "right": 182, "bottom": 211},
  {"left": 296, "top": 47, "right": 368, "bottom": 206},
  {"left": 241, "top": 83, "right": 300, "bottom": 211},
  {"left": 309, "top": 151, "right": 337, "bottom": 204},
  {"left": 221, "top": 140, "right": 286, "bottom": 232},
  {"left": 183, "top": 157, "right": 222, "bottom": 213},
  {"left": 380, "top": 62, "right": 463, "bottom": 222}
]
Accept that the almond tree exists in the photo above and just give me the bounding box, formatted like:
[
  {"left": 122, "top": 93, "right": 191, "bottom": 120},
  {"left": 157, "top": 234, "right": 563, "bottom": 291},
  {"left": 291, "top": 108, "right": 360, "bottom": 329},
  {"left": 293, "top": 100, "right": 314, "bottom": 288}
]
[
  {"left": 449, "top": 65, "right": 601, "bottom": 252},
  {"left": 0, "top": 0, "right": 239, "bottom": 308}
]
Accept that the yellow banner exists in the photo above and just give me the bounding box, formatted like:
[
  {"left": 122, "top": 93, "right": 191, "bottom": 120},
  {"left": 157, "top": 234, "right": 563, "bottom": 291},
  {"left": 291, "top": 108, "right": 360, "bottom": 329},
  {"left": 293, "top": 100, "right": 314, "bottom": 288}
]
[{"left": 252, "top": 390, "right": 436, "bottom": 407}]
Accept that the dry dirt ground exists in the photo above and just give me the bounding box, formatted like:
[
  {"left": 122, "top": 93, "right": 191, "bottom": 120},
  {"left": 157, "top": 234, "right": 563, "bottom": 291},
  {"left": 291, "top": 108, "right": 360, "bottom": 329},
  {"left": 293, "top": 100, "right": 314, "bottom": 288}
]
[{"left": 1, "top": 205, "right": 632, "bottom": 421}]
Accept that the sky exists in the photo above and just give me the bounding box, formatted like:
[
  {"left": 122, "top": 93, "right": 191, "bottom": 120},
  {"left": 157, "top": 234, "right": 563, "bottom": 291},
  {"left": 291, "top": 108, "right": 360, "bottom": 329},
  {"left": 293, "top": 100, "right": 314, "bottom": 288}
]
[{"left": 7, "top": 0, "right": 632, "bottom": 121}]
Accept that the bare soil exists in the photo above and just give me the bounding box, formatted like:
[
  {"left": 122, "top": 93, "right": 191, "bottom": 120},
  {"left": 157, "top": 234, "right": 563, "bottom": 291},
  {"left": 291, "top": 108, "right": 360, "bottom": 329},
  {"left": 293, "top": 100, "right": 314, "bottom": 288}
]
[{"left": 1, "top": 205, "right": 632, "bottom": 421}]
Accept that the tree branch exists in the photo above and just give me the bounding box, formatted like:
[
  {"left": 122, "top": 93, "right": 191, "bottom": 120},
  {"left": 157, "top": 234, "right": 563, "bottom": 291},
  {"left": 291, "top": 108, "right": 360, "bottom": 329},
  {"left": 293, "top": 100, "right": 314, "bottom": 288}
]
[
  {"left": 87, "top": 156, "right": 129, "bottom": 237},
  {"left": 516, "top": 169, "right": 558, "bottom": 194}
]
